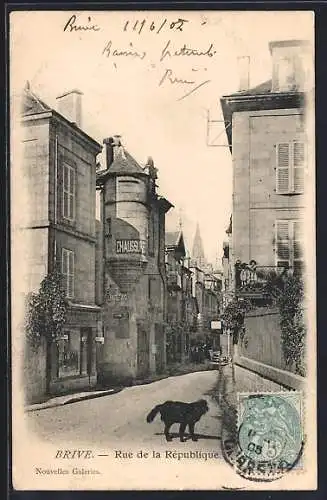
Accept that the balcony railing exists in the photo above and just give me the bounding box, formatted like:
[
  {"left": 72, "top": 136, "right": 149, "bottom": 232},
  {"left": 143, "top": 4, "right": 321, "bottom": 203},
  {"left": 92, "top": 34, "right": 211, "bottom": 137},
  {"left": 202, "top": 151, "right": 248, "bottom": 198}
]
[{"left": 235, "top": 265, "right": 289, "bottom": 298}]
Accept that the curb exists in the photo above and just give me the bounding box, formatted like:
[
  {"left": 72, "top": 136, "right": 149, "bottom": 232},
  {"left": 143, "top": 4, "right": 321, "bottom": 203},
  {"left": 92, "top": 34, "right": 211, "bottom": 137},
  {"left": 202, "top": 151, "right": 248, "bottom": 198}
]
[{"left": 25, "top": 388, "right": 123, "bottom": 412}]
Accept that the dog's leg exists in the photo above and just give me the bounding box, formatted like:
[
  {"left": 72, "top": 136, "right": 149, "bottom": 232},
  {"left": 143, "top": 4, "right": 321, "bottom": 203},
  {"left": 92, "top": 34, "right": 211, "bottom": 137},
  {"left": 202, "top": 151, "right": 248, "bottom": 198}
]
[
  {"left": 164, "top": 423, "right": 172, "bottom": 442},
  {"left": 189, "top": 422, "right": 198, "bottom": 441},
  {"left": 179, "top": 422, "right": 187, "bottom": 442}
]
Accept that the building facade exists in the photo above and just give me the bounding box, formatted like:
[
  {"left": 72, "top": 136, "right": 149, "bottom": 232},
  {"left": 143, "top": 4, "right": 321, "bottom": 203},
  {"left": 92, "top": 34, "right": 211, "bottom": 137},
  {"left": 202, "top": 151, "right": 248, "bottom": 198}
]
[
  {"left": 220, "top": 40, "right": 310, "bottom": 301},
  {"left": 22, "top": 85, "right": 102, "bottom": 400},
  {"left": 165, "top": 231, "right": 197, "bottom": 363},
  {"left": 96, "top": 137, "right": 172, "bottom": 384},
  {"left": 189, "top": 264, "right": 222, "bottom": 349}
]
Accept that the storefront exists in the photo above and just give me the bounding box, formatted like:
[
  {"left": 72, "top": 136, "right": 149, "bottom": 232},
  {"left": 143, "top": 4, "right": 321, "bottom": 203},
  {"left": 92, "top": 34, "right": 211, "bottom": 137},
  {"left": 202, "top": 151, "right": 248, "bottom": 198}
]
[{"left": 50, "top": 304, "right": 102, "bottom": 393}]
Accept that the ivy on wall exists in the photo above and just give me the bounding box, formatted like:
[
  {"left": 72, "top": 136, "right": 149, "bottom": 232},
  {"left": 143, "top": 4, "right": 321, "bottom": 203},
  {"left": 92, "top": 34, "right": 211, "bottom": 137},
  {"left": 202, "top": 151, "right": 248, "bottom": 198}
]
[
  {"left": 260, "top": 271, "right": 306, "bottom": 376},
  {"left": 276, "top": 276, "right": 306, "bottom": 376},
  {"left": 25, "top": 269, "right": 68, "bottom": 351},
  {"left": 222, "top": 298, "right": 252, "bottom": 344}
]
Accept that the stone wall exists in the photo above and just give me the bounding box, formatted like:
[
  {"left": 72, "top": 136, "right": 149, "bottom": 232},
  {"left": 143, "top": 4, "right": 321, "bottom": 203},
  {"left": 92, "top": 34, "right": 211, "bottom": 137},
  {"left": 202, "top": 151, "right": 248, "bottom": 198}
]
[
  {"left": 240, "top": 306, "right": 285, "bottom": 370},
  {"left": 235, "top": 306, "right": 305, "bottom": 390},
  {"left": 24, "top": 338, "right": 47, "bottom": 404}
]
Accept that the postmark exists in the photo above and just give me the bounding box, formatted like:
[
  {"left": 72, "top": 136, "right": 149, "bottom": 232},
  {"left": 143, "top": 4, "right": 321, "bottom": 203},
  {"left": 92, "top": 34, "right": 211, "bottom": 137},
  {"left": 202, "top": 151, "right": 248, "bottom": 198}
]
[{"left": 221, "top": 392, "right": 304, "bottom": 482}]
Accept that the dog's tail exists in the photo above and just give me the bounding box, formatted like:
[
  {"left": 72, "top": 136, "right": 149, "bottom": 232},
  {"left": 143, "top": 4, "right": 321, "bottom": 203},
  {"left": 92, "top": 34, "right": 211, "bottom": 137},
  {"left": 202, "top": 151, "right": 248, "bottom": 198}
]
[{"left": 146, "top": 404, "right": 162, "bottom": 423}]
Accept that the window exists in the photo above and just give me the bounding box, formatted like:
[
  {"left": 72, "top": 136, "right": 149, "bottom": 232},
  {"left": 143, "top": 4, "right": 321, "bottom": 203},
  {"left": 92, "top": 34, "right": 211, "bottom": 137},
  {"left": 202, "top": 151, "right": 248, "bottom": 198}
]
[
  {"left": 275, "top": 220, "right": 303, "bottom": 272},
  {"left": 62, "top": 163, "right": 76, "bottom": 220},
  {"left": 276, "top": 142, "right": 305, "bottom": 194},
  {"left": 62, "top": 248, "right": 75, "bottom": 298},
  {"left": 105, "top": 217, "right": 112, "bottom": 237}
]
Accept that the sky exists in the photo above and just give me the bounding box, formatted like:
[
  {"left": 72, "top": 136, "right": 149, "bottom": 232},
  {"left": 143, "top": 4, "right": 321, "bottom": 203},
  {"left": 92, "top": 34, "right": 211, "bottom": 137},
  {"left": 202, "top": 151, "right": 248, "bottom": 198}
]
[{"left": 10, "top": 10, "right": 314, "bottom": 266}]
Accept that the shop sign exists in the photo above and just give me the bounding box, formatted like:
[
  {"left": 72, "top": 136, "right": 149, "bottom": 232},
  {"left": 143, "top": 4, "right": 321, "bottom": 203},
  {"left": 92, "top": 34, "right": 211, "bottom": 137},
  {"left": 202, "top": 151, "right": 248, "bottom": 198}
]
[
  {"left": 116, "top": 239, "right": 146, "bottom": 255},
  {"left": 211, "top": 320, "right": 222, "bottom": 330},
  {"left": 105, "top": 290, "right": 128, "bottom": 302}
]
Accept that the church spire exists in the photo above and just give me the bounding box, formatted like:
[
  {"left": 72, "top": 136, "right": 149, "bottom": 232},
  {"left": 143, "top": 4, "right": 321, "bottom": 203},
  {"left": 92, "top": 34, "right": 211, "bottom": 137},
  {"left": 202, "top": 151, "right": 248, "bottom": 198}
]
[{"left": 192, "top": 222, "right": 206, "bottom": 268}]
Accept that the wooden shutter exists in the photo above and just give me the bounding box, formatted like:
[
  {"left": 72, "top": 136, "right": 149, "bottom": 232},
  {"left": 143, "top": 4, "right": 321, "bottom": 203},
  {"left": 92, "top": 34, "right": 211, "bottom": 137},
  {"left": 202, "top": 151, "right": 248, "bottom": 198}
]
[
  {"left": 61, "top": 248, "right": 74, "bottom": 298},
  {"left": 68, "top": 251, "right": 75, "bottom": 298},
  {"left": 292, "top": 220, "right": 303, "bottom": 272},
  {"left": 293, "top": 142, "right": 305, "bottom": 193},
  {"left": 276, "top": 143, "right": 290, "bottom": 194},
  {"left": 276, "top": 220, "right": 290, "bottom": 267}
]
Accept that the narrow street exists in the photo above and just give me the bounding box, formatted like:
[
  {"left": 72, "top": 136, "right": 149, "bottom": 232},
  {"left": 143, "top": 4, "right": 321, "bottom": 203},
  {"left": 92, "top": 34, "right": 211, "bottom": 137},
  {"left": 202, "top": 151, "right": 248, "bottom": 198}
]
[
  {"left": 21, "top": 367, "right": 290, "bottom": 490},
  {"left": 27, "top": 367, "right": 285, "bottom": 451},
  {"left": 28, "top": 370, "right": 220, "bottom": 450}
]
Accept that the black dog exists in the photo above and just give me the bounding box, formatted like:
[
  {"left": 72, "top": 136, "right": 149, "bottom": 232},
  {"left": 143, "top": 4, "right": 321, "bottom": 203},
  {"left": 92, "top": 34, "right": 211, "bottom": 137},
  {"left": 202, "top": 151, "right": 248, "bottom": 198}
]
[{"left": 146, "top": 399, "right": 209, "bottom": 442}]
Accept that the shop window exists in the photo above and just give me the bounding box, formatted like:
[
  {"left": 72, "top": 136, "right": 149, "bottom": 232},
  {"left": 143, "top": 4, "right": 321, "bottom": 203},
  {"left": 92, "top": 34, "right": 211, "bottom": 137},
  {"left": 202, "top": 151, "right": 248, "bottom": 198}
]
[
  {"left": 57, "top": 329, "right": 92, "bottom": 378},
  {"left": 57, "top": 332, "right": 80, "bottom": 377}
]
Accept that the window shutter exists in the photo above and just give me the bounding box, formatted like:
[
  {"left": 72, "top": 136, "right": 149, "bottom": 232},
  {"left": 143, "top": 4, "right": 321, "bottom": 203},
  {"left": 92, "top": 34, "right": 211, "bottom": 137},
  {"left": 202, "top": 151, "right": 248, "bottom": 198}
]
[
  {"left": 276, "top": 220, "right": 290, "bottom": 266},
  {"left": 69, "top": 251, "right": 74, "bottom": 298},
  {"left": 293, "top": 220, "right": 303, "bottom": 261},
  {"left": 276, "top": 143, "right": 290, "bottom": 194},
  {"left": 62, "top": 249, "right": 67, "bottom": 274},
  {"left": 293, "top": 142, "right": 305, "bottom": 193},
  {"left": 69, "top": 169, "right": 75, "bottom": 195}
]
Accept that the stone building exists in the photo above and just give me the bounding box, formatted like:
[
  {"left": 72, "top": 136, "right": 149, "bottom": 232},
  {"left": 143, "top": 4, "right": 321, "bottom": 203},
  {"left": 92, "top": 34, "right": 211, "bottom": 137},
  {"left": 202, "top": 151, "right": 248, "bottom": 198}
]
[
  {"left": 21, "top": 84, "right": 102, "bottom": 401},
  {"left": 219, "top": 39, "right": 312, "bottom": 384},
  {"left": 96, "top": 137, "right": 172, "bottom": 384},
  {"left": 220, "top": 40, "right": 310, "bottom": 300},
  {"left": 165, "top": 231, "right": 197, "bottom": 363},
  {"left": 189, "top": 264, "right": 221, "bottom": 350},
  {"left": 221, "top": 215, "right": 234, "bottom": 308}
]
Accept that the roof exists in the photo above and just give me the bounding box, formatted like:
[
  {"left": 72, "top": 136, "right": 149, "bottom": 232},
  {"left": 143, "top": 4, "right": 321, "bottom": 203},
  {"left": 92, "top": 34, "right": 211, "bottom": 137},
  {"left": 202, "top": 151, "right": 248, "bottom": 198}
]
[
  {"left": 21, "top": 84, "right": 102, "bottom": 152},
  {"left": 269, "top": 39, "right": 310, "bottom": 53},
  {"left": 165, "top": 231, "right": 186, "bottom": 258},
  {"left": 224, "top": 79, "right": 272, "bottom": 98},
  {"left": 157, "top": 196, "right": 174, "bottom": 213},
  {"left": 220, "top": 79, "right": 304, "bottom": 152},
  {"left": 108, "top": 150, "right": 146, "bottom": 175},
  {"left": 165, "top": 231, "right": 181, "bottom": 247},
  {"left": 22, "top": 87, "right": 52, "bottom": 115},
  {"left": 96, "top": 148, "right": 147, "bottom": 184}
]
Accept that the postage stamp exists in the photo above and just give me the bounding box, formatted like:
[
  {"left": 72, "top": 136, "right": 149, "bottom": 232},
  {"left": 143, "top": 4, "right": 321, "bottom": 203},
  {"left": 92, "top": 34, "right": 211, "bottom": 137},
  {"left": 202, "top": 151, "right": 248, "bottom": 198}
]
[{"left": 221, "top": 392, "right": 304, "bottom": 482}]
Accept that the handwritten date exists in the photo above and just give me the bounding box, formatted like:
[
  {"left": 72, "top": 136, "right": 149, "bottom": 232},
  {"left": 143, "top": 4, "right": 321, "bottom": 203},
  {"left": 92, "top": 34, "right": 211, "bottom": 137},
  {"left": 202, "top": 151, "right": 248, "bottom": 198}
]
[{"left": 123, "top": 18, "right": 189, "bottom": 35}]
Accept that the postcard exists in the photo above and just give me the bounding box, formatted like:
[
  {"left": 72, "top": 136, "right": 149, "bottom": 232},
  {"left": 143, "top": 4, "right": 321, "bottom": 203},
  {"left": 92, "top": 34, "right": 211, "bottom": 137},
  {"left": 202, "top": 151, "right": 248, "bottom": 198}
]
[{"left": 10, "top": 9, "right": 316, "bottom": 490}]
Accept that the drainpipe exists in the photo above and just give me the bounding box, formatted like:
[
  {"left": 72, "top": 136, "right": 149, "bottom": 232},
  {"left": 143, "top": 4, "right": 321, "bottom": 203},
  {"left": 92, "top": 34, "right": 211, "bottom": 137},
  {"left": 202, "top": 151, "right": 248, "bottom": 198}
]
[
  {"left": 54, "top": 133, "right": 58, "bottom": 267},
  {"left": 157, "top": 212, "right": 166, "bottom": 321}
]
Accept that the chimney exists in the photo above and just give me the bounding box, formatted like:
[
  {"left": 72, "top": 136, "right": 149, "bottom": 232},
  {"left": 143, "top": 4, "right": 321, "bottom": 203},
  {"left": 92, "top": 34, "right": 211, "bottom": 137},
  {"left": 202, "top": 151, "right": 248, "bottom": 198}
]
[
  {"left": 56, "top": 89, "right": 83, "bottom": 128},
  {"left": 269, "top": 40, "right": 310, "bottom": 92},
  {"left": 237, "top": 56, "right": 250, "bottom": 92},
  {"left": 103, "top": 135, "right": 125, "bottom": 169}
]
